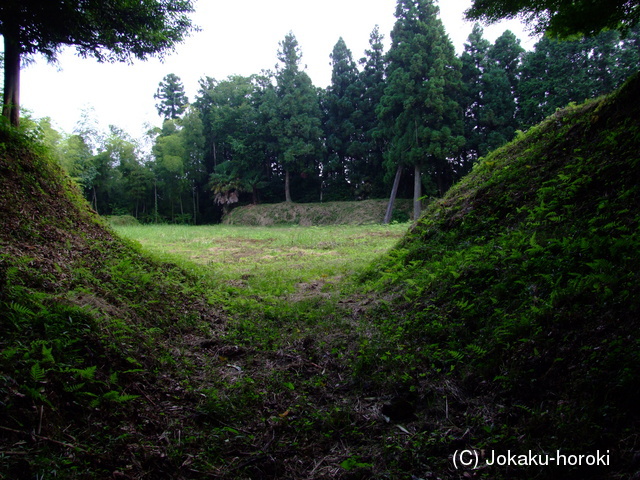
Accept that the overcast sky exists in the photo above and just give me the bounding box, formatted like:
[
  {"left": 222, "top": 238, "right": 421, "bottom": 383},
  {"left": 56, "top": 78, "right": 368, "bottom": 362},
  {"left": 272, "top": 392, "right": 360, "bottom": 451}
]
[{"left": 20, "top": 0, "right": 537, "bottom": 141}]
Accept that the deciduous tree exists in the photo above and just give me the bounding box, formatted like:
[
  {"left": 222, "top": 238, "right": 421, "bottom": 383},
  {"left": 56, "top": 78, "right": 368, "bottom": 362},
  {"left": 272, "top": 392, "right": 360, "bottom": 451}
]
[
  {"left": 465, "top": 0, "right": 640, "bottom": 37},
  {"left": 0, "top": 0, "right": 195, "bottom": 126}
]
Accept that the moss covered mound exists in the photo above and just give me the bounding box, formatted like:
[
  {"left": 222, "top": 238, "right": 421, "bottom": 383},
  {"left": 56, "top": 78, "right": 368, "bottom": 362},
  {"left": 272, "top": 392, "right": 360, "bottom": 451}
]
[
  {"left": 359, "top": 74, "right": 640, "bottom": 477},
  {"left": 0, "top": 126, "right": 223, "bottom": 477},
  {"left": 223, "top": 198, "right": 413, "bottom": 225}
]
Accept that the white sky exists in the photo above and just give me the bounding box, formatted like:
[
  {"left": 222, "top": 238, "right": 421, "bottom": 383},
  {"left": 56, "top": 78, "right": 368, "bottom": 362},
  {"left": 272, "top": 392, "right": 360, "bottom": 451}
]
[{"left": 19, "top": 0, "right": 538, "bottom": 141}]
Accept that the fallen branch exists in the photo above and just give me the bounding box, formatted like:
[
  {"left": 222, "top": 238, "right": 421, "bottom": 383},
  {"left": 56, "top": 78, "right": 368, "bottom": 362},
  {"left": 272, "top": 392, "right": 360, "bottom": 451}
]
[{"left": 0, "top": 425, "right": 88, "bottom": 453}]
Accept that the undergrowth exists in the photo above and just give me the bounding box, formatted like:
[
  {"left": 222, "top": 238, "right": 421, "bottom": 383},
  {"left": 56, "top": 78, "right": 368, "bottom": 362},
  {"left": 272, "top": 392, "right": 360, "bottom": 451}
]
[
  {"left": 355, "top": 74, "right": 640, "bottom": 478},
  {"left": 1, "top": 122, "right": 222, "bottom": 478},
  {"left": 2, "top": 74, "right": 640, "bottom": 479}
]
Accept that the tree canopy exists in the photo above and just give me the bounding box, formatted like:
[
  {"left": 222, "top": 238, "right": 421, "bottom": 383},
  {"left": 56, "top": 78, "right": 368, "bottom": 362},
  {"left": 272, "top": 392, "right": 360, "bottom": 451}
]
[
  {"left": 0, "top": 0, "right": 195, "bottom": 125},
  {"left": 155, "top": 73, "right": 189, "bottom": 120},
  {"left": 16, "top": 1, "right": 640, "bottom": 224},
  {"left": 465, "top": 0, "right": 640, "bottom": 37}
]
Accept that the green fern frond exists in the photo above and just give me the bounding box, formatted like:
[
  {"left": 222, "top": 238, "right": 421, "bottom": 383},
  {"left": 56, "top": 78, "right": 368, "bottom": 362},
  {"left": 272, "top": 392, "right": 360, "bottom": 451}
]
[
  {"left": 69, "top": 365, "right": 97, "bottom": 380},
  {"left": 30, "top": 363, "right": 46, "bottom": 383}
]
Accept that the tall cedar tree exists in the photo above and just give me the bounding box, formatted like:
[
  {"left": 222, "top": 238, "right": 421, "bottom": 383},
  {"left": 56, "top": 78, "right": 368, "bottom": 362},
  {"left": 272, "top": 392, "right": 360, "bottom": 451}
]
[
  {"left": 353, "top": 26, "right": 388, "bottom": 199},
  {"left": 155, "top": 73, "right": 189, "bottom": 120},
  {"left": 458, "top": 25, "right": 523, "bottom": 172},
  {"left": 273, "top": 32, "right": 323, "bottom": 203},
  {"left": 466, "top": 0, "right": 640, "bottom": 37},
  {"left": 379, "top": 0, "right": 464, "bottom": 220},
  {"left": 517, "top": 29, "right": 639, "bottom": 128},
  {"left": 459, "top": 24, "right": 491, "bottom": 168},
  {"left": 322, "top": 37, "right": 360, "bottom": 200},
  {"left": 480, "top": 31, "right": 523, "bottom": 154},
  {"left": 0, "top": 0, "right": 194, "bottom": 126}
]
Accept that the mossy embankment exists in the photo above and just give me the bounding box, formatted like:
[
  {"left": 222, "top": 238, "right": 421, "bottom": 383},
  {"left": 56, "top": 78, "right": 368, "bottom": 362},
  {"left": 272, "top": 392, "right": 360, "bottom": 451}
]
[
  {"left": 0, "top": 125, "right": 225, "bottom": 477},
  {"left": 222, "top": 198, "right": 413, "bottom": 225},
  {"left": 357, "top": 73, "right": 640, "bottom": 477}
]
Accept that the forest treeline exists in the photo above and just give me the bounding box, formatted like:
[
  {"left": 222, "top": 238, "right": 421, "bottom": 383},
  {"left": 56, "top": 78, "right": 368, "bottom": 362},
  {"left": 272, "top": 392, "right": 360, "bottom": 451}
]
[{"left": 30, "top": 2, "right": 640, "bottom": 224}]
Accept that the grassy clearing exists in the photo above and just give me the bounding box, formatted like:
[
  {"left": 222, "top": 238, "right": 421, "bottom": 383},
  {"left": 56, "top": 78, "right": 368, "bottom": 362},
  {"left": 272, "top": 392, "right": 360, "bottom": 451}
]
[{"left": 114, "top": 223, "right": 409, "bottom": 298}]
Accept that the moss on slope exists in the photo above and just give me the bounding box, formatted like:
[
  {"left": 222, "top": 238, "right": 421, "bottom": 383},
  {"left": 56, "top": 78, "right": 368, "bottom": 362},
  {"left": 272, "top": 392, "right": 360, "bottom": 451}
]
[
  {"left": 359, "top": 74, "right": 640, "bottom": 478},
  {"left": 223, "top": 199, "right": 413, "bottom": 226},
  {"left": 0, "top": 125, "right": 223, "bottom": 478}
]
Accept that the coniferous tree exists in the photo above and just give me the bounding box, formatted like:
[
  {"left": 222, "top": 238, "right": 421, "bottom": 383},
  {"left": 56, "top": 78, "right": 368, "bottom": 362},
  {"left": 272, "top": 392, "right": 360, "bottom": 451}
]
[
  {"left": 379, "top": 0, "right": 464, "bottom": 220},
  {"left": 587, "top": 28, "right": 640, "bottom": 94},
  {"left": 491, "top": 30, "right": 524, "bottom": 97},
  {"left": 517, "top": 30, "right": 637, "bottom": 128},
  {"left": 353, "top": 25, "right": 388, "bottom": 199},
  {"left": 618, "top": 23, "right": 640, "bottom": 75},
  {"left": 459, "top": 24, "right": 491, "bottom": 168},
  {"left": 481, "top": 31, "right": 523, "bottom": 153},
  {"left": 155, "top": 73, "right": 189, "bottom": 120},
  {"left": 459, "top": 27, "right": 523, "bottom": 169},
  {"left": 272, "top": 32, "right": 323, "bottom": 203},
  {"left": 322, "top": 37, "right": 360, "bottom": 200}
]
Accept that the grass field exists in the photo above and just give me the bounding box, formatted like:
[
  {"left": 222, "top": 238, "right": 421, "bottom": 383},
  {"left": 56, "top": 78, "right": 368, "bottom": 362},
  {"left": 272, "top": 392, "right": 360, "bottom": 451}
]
[{"left": 114, "top": 223, "right": 410, "bottom": 298}]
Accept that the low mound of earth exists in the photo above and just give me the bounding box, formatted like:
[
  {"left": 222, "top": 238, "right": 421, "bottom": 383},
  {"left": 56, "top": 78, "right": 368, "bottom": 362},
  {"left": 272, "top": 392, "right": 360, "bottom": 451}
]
[{"left": 223, "top": 198, "right": 413, "bottom": 225}]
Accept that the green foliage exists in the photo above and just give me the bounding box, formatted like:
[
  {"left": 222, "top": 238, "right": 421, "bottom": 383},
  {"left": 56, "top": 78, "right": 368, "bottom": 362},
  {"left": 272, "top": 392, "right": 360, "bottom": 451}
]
[
  {"left": 378, "top": 0, "right": 465, "bottom": 196},
  {"left": 0, "top": 123, "right": 229, "bottom": 476},
  {"left": 1, "top": 0, "right": 195, "bottom": 125},
  {"left": 25, "top": 10, "right": 640, "bottom": 225},
  {"left": 322, "top": 37, "right": 361, "bottom": 199},
  {"left": 465, "top": 0, "right": 640, "bottom": 37},
  {"left": 517, "top": 27, "right": 640, "bottom": 128},
  {"left": 272, "top": 32, "right": 324, "bottom": 202},
  {"left": 4, "top": 76, "right": 640, "bottom": 478},
  {"left": 154, "top": 73, "right": 189, "bottom": 120},
  {"left": 104, "top": 214, "right": 140, "bottom": 226},
  {"left": 340, "top": 456, "right": 373, "bottom": 471},
  {"left": 359, "top": 74, "right": 640, "bottom": 474}
]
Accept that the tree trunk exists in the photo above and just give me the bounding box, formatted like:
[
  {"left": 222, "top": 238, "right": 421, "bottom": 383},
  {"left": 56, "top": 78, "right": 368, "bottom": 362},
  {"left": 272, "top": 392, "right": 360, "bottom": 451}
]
[
  {"left": 154, "top": 180, "right": 159, "bottom": 223},
  {"left": 192, "top": 183, "right": 197, "bottom": 224},
  {"left": 92, "top": 187, "right": 98, "bottom": 213},
  {"left": 285, "top": 170, "right": 292, "bottom": 203},
  {"left": 2, "top": 35, "right": 21, "bottom": 127},
  {"left": 383, "top": 164, "right": 402, "bottom": 224},
  {"left": 413, "top": 164, "right": 422, "bottom": 220}
]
